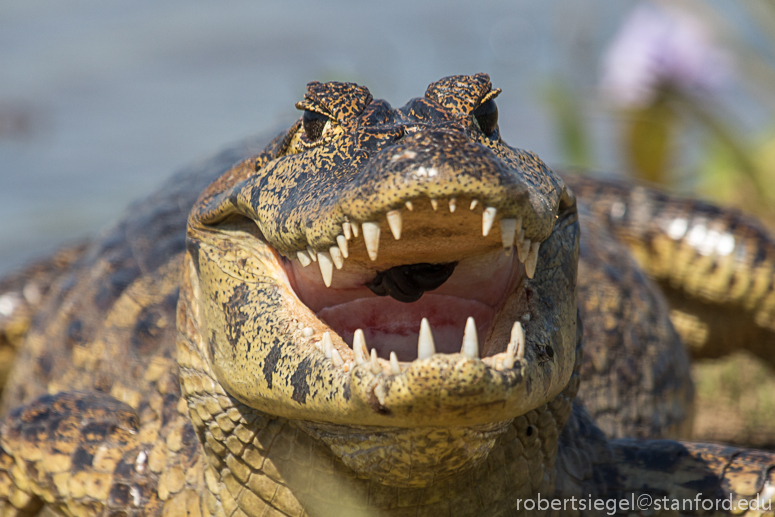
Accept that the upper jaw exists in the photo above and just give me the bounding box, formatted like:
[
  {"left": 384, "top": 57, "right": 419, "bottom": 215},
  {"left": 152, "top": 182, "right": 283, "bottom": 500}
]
[{"left": 246, "top": 130, "right": 562, "bottom": 259}]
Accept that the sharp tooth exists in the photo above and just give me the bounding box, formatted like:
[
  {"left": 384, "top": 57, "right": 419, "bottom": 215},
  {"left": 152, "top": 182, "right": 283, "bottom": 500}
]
[
  {"left": 331, "top": 348, "right": 344, "bottom": 367},
  {"left": 318, "top": 251, "right": 334, "bottom": 287},
  {"left": 470, "top": 199, "right": 479, "bottom": 210},
  {"left": 525, "top": 241, "right": 540, "bottom": 279},
  {"left": 482, "top": 207, "right": 497, "bottom": 236},
  {"left": 336, "top": 235, "right": 349, "bottom": 258},
  {"left": 306, "top": 246, "right": 318, "bottom": 262},
  {"left": 405, "top": 201, "right": 414, "bottom": 211},
  {"left": 370, "top": 348, "right": 381, "bottom": 374},
  {"left": 343, "top": 222, "right": 352, "bottom": 240},
  {"left": 390, "top": 352, "right": 400, "bottom": 374},
  {"left": 449, "top": 198, "right": 457, "bottom": 212},
  {"left": 352, "top": 222, "right": 360, "bottom": 238},
  {"left": 417, "top": 318, "right": 436, "bottom": 359},
  {"left": 499, "top": 218, "right": 517, "bottom": 252},
  {"left": 461, "top": 317, "right": 479, "bottom": 358},
  {"left": 512, "top": 322, "right": 525, "bottom": 360},
  {"left": 504, "top": 322, "right": 525, "bottom": 369},
  {"left": 322, "top": 332, "right": 334, "bottom": 358},
  {"left": 362, "top": 221, "right": 381, "bottom": 261},
  {"left": 302, "top": 327, "right": 314, "bottom": 338},
  {"left": 353, "top": 329, "right": 368, "bottom": 364},
  {"left": 297, "top": 250, "right": 312, "bottom": 267},
  {"left": 517, "top": 238, "right": 530, "bottom": 263},
  {"left": 430, "top": 198, "right": 439, "bottom": 210},
  {"left": 386, "top": 210, "right": 402, "bottom": 240},
  {"left": 329, "top": 246, "right": 344, "bottom": 269},
  {"left": 504, "top": 349, "right": 515, "bottom": 369}
]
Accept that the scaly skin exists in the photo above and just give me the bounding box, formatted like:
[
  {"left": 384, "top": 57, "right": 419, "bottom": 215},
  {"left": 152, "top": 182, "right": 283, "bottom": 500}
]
[
  {"left": 0, "top": 245, "right": 85, "bottom": 397},
  {"left": 568, "top": 174, "right": 775, "bottom": 363},
  {"left": 0, "top": 74, "right": 773, "bottom": 516}
]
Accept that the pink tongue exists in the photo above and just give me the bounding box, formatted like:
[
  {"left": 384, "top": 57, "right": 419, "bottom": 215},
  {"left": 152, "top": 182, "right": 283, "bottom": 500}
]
[{"left": 317, "top": 294, "right": 493, "bottom": 361}]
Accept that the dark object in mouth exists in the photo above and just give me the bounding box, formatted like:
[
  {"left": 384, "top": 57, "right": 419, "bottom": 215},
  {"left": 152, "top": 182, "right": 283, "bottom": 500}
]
[{"left": 366, "top": 262, "right": 457, "bottom": 302}]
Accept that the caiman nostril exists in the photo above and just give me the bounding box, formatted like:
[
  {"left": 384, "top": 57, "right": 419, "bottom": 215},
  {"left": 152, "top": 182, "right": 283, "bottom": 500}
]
[{"left": 366, "top": 263, "right": 457, "bottom": 303}]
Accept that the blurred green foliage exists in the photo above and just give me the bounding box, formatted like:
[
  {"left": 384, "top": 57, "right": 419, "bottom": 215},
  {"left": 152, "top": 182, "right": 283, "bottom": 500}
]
[
  {"left": 547, "top": 1, "right": 775, "bottom": 224},
  {"left": 694, "top": 352, "right": 775, "bottom": 448}
]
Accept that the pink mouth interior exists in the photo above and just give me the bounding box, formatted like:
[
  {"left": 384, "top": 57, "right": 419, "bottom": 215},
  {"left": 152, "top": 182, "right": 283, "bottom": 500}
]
[
  {"left": 318, "top": 295, "right": 493, "bottom": 361},
  {"left": 288, "top": 251, "right": 522, "bottom": 360}
]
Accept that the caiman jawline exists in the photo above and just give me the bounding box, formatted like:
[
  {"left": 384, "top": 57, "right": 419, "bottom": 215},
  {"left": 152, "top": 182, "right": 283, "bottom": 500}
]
[{"left": 284, "top": 195, "right": 540, "bottom": 371}]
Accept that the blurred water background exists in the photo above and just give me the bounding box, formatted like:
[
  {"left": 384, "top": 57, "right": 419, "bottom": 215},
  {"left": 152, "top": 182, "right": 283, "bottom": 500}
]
[{"left": 2, "top": 0, "right": 775, "bottom": 445}]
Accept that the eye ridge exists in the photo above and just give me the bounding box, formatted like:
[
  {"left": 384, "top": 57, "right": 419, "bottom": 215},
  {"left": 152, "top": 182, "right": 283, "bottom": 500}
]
[
  {"left": 473, "top": 99, "right": 498, "bottom": 136},
  {"left": 303, "top": 110, "right": 329, "bottom": 141}
]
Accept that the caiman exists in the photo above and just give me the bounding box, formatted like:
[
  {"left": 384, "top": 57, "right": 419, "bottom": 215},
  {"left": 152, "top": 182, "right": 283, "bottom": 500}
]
[{"left": 1, "top": 74, "right": 774, "bottom": 516}]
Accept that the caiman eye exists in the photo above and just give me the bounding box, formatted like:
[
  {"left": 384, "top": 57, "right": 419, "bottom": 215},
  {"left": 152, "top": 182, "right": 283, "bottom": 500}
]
[
  {"left": 303, "top": 110, "right": 328, "bottom": 141},
  {"left": 473, "top": 99, "right": 498, "bottom": 136}
]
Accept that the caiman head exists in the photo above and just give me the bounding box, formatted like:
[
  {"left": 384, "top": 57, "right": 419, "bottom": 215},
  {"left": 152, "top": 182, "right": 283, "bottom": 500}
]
[{"left": 182, "top": 73, "right": 580, "bottom": 488}]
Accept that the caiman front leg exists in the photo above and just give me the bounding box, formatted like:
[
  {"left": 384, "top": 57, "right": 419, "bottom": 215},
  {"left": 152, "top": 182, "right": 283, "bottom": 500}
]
[
  {"left": 599, "top": 439, "right": 775, "bottom": 516},
  {"left": 566, "top": 174, "right": 775, "bottom": 364},
  {"left": 0, "top": 391, "right": 202, "bottom": 516}
]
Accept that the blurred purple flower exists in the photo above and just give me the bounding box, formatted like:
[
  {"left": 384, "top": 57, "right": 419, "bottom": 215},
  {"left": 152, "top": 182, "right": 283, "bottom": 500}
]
[{"left": 600, "top": 3, "right": 731, "bottom": 107}]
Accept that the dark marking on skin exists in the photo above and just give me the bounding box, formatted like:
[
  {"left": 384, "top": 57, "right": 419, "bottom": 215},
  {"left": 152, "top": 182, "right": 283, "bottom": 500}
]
[
  {"left": 72, "top": 447, "right": 94, "bottom": 471},
  {"left": 66, "top": 319, "right": 85, "bottom": 349},
  {"left": 95, "top": 266, "right": 141, "bottom": 310},
  {"left": 249, "top": 184, "right": 263, "bottom": 216},
  {"left": 180, "top": 423, "right": 199, "bottom": 463},
  {"left": 208, "top": 331, "right": 217, "bottom": 363},
  {"left": 82, "top": 421, "right": 112, "bottom": 442},
  {"left": 290, "top": 357, "right": 312, "bottom": 404},
  {"left": 223, "top": 284, "right": 250, "bottom": 349},
  {"left": 161, "top": 393, "right": 180, "bottom": 426},
  {"left": 262, "top": 339, "right": 282, "bottom": 388},
  {"left": 108, "top": 483, "right": 131, "bottom": 507},
  {"left": 398, "top": 97, "right": 451, "bottom": 123},
  {"left": 162, "top": 290, "right": 179, "bottom": 311},
  {"left": 360, "top": 99, "right": 395, "bottom": 126},
  {"left": 356, "top": 127, "right": 405, "bottom": 152},
  {"left": 37, "top": 353, "right": 53, "bottom": 377},
  {"left": 46, "top": 415, "right": 66, "bottom": 435},
  {"left": 74, "top": 396, "right": 89, "bottom": 413},
  {"left": 113, "top": 458, "right": 133, "bottom": 478},
  {"left": 132, "top": 305, "right": 166, "bottom": 355},
  {"left": 93, "top": 374, "right": 114, "bottom": 393},
  {"left": 20, "top": 403, "right": 51, "bottom": 424},
  {"left": 342, "top": 380, "right": 351, "bottom": 401}
]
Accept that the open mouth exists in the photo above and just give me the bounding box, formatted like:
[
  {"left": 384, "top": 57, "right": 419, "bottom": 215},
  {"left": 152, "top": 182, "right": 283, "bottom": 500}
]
[{"left": 285, "top": 196, "right": 537, "bottom": 369}]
